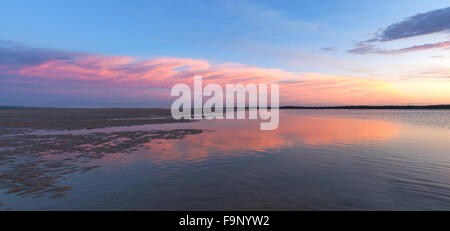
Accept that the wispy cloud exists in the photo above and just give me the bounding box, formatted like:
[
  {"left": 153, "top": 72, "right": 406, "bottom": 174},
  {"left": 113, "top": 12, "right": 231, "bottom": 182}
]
[
  {"left": 0, "top": 40, "right": 81, "bottom": 67},
  {"left": 417, "top": 68, "right": 450, "bottom": 79},
  {"left": 321, "top": 46, "right": 338, "bottom": 52},
  {"left": 347, "top": 43, "right": 380, "bottom": 55},
  {"left": 381, "top": 41, "right": 450, "bottom": 54},
  {"left": 222, "top": 1, "right": 322, "bottom": 40},
  {"left": 348, "top": 6, "right": 450, "bottom": 55},
  {"left": 348, "top": 40, "right": 450, "bottom": 55}
]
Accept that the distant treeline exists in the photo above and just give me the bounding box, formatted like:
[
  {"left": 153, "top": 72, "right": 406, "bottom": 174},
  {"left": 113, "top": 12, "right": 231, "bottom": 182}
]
[
  {"left": 0, "top": 106, "right": 26, "bottom": 109},
  {"left": 0, "top": 106, "right": 56, "bottom": 109},
  {"left": 280, "top": 105, "right": 450, "bottom": 109},
  {"left": 1, "top": 105, "right": 450, "bottom": 110}
]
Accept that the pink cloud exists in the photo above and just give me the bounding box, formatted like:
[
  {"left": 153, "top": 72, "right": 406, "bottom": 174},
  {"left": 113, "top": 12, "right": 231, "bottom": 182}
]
[
  {"left": 0, "top": 45, "right": 402, "bottom": 106},
  {"left": 381, "top": 41, "right": 450, "bottom": 55}
]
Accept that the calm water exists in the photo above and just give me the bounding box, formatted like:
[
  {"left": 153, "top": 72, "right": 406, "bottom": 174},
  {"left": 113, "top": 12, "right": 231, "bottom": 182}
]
[{"left": 1, "top": 109, "right": 450, "bottom": 210}]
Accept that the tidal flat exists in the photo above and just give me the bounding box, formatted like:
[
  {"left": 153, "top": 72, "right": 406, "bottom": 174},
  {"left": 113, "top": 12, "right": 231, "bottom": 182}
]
[{"left": 0, "top": 109, "right": 203, "bottom": 204}]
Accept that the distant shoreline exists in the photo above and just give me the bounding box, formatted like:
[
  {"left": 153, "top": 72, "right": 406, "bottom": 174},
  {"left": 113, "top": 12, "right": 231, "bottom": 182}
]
[
  {"left": 1, "top": 105, "right": 450, "bottom": 110},
  {"left": 279, "top": 105, "right": 450, "bottom": 110}
]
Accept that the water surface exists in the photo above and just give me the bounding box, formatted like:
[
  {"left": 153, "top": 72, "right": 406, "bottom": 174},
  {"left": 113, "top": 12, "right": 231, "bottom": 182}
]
[{"left": 0, "top": 109, "right": 449, "bottom": 210}]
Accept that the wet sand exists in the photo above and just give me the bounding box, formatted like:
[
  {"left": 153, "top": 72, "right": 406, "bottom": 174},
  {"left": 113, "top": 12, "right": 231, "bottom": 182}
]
[
  {"left": 0, "top": 108, "right": 193, "bottom": 131},
  {"left": 0, "top": 108, "right": 203, "bottom": 201}
]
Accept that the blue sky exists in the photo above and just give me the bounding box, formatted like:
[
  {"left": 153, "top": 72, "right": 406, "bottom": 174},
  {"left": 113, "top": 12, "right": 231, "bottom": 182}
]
[
  {"left": 1, "top": 1, "right": 446, "bottom": 60},
  {"left": 1, "top": 0, "right": 449, "bottom": 106}
]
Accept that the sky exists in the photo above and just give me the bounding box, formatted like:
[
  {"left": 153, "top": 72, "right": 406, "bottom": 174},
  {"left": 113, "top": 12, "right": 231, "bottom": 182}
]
[{"left": 0, "top": 0, "right": 449, "bottom": 107}]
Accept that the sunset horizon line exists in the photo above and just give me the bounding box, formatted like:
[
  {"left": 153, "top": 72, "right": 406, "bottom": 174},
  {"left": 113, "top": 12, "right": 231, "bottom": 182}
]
[{"left": 2, "top": 104, "right": 450, "bottom": 109}]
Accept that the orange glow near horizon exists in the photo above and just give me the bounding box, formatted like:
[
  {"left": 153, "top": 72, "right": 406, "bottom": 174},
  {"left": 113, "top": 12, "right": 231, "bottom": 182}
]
[{"left": 1, "top": 53, "right": 449, "bottom": 106}]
